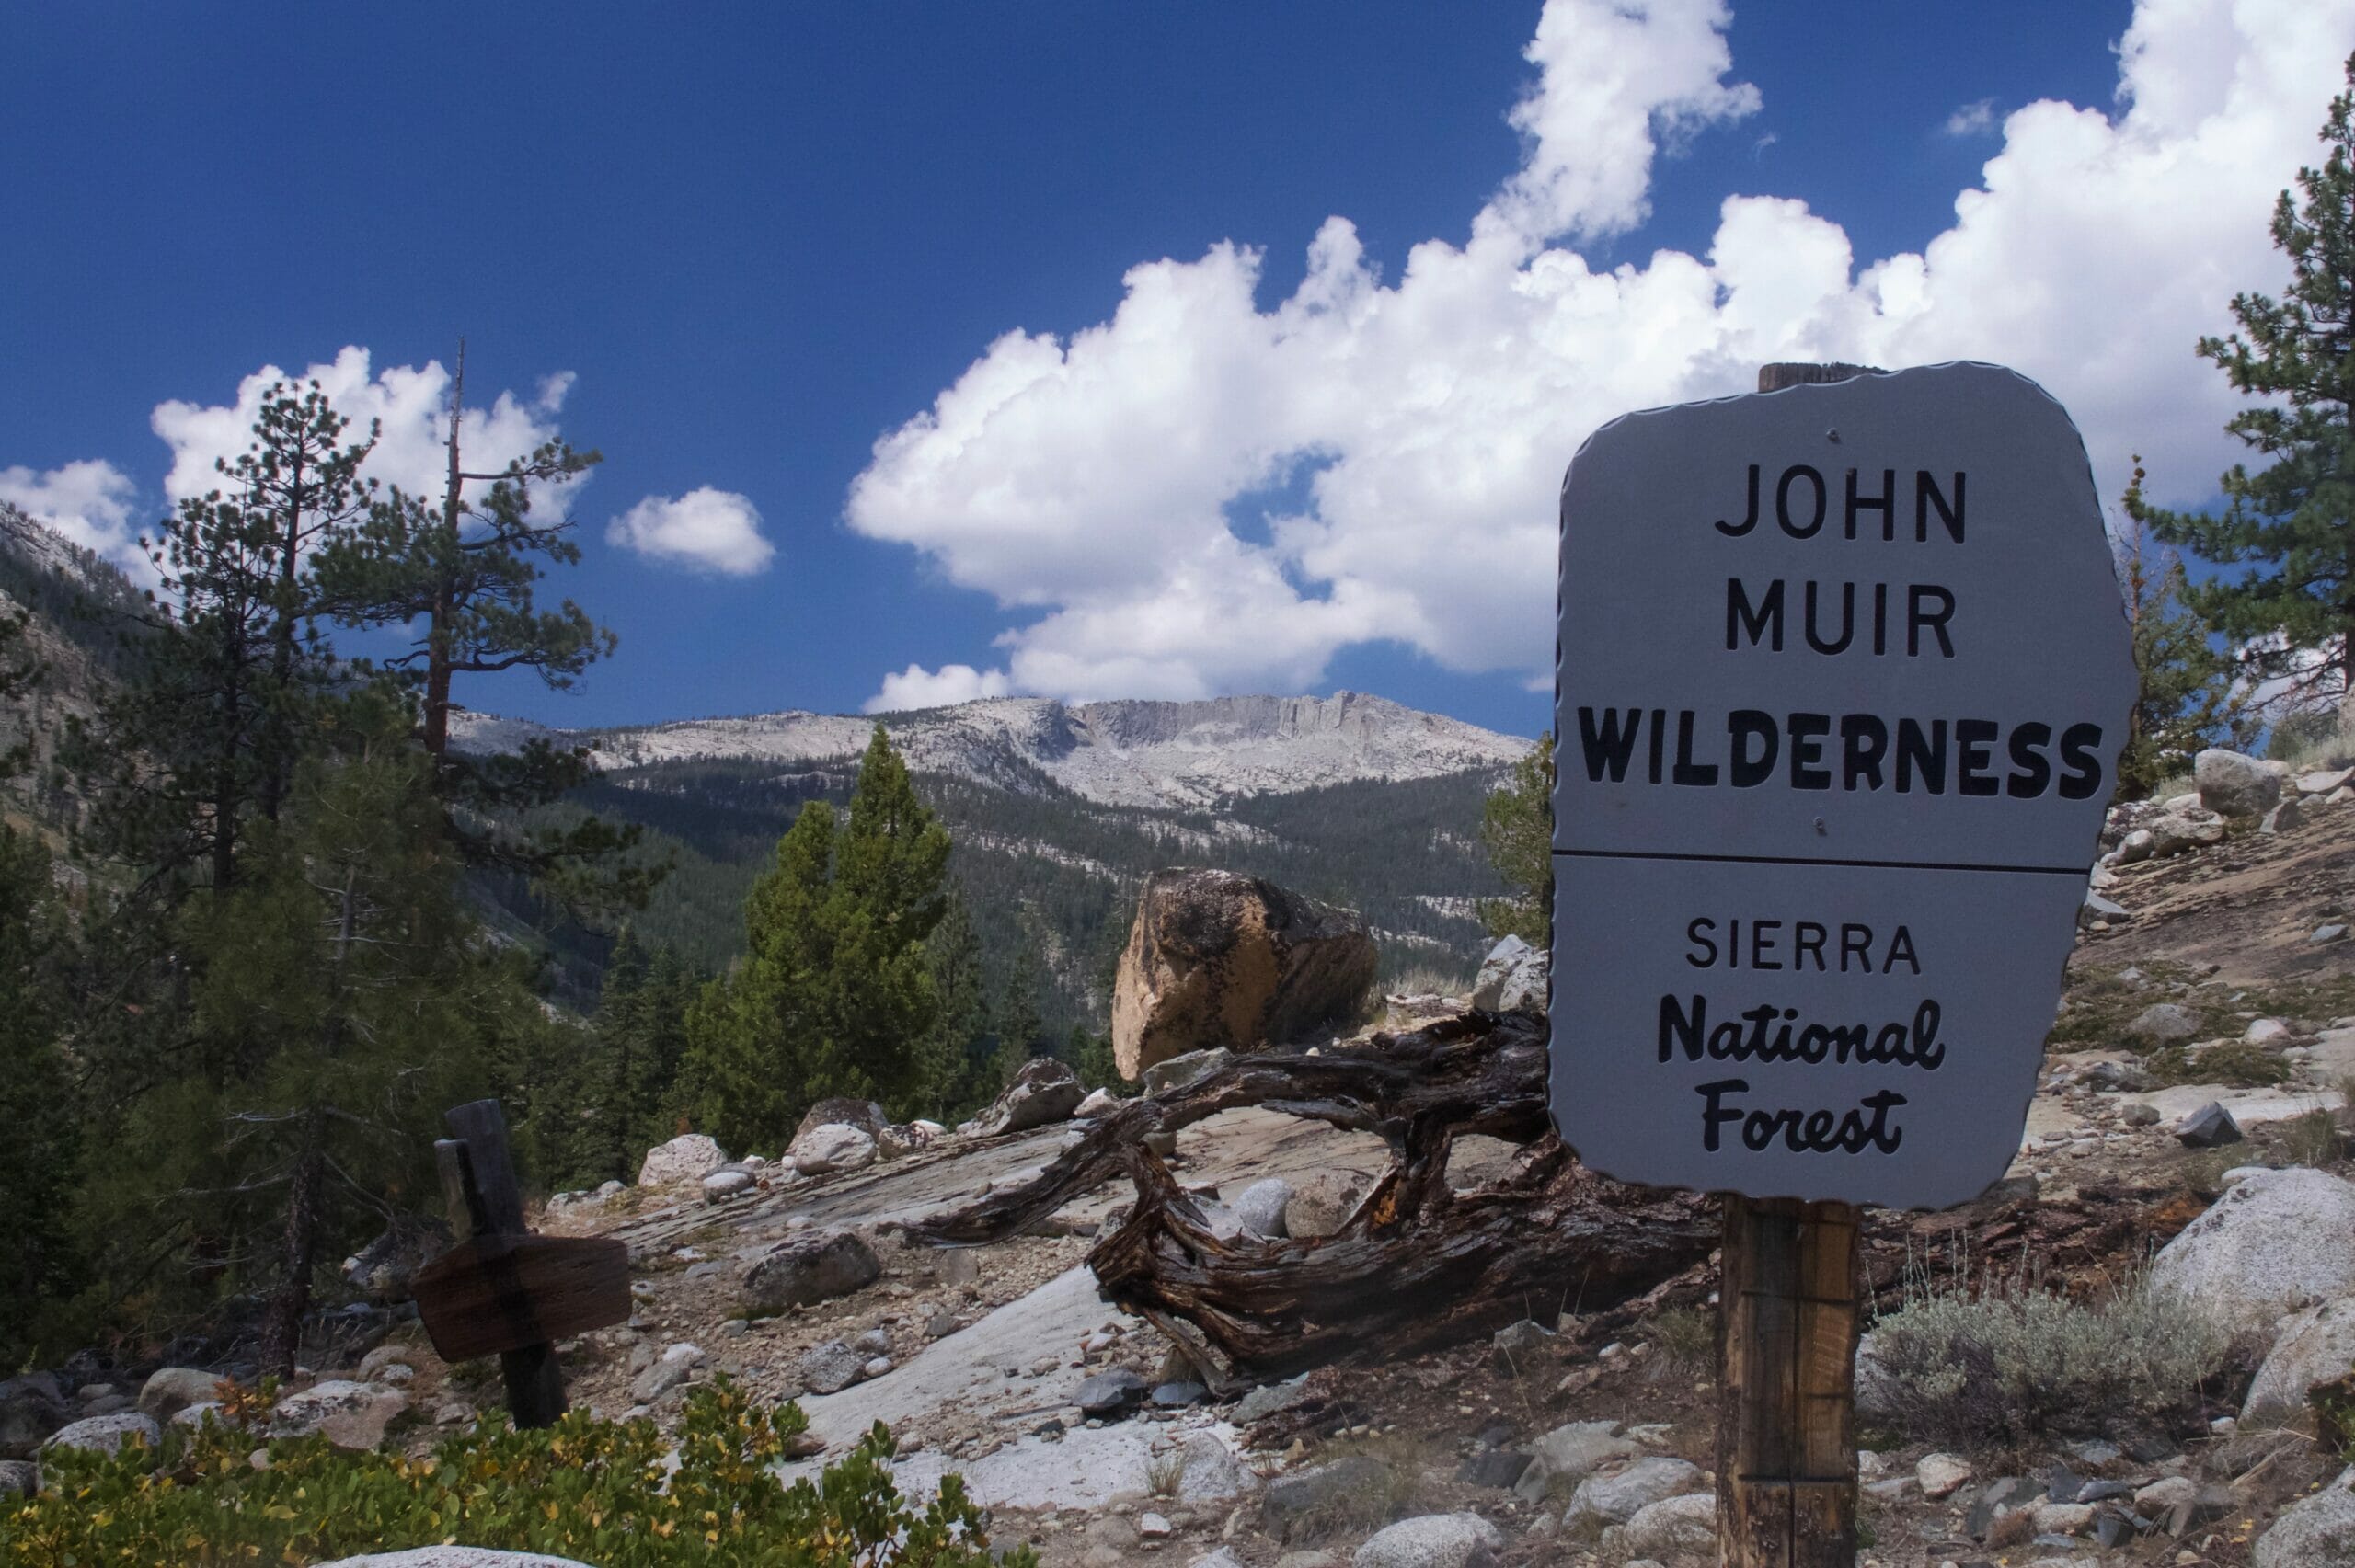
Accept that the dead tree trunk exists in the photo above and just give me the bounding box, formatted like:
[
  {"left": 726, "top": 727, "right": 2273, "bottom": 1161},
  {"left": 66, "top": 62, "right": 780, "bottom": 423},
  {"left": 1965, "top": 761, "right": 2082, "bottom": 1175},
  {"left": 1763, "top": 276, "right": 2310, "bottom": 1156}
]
[{"left": 908, "top": 1012, "right": 1716, "bottom": 1383}]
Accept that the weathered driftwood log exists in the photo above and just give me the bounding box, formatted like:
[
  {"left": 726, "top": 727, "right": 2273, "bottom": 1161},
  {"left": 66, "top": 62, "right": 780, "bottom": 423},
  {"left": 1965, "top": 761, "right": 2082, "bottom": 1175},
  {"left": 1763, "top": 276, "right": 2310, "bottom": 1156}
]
[{"left": 907, "top": 1012, "right": 1718, "bottom": 1383}]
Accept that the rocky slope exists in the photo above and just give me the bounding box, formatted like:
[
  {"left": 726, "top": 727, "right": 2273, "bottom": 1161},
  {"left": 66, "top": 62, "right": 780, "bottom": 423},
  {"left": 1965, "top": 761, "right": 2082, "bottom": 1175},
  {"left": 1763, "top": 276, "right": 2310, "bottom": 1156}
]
[{"left": 451, "top": 692, "right": 1532, "bottom": 811}]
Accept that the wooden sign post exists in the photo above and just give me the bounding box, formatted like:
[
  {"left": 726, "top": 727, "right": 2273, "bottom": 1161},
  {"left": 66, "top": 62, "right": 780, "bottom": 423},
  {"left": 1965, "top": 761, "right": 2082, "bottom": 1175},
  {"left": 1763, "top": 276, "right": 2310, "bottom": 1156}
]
[
  {"left": 1549, "top": 361, "right": 2134, "bottom": 1564},
  {"left": 413, "top": 1099, "right": 630, "bottom": 1428}
]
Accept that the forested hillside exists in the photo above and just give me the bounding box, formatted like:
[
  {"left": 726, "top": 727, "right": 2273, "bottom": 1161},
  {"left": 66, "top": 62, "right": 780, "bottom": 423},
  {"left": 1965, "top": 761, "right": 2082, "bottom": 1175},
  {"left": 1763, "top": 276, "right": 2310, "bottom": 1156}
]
[{"left": 488, "top": 749, "right": 1508, "bottom": 1036}]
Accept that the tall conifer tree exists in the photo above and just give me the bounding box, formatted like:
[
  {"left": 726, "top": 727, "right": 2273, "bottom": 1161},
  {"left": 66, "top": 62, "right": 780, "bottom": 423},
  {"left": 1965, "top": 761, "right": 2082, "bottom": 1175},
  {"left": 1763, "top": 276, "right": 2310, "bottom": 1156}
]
[{"left": 2145, "top": 57, "right": 2355, "bottom": 715}]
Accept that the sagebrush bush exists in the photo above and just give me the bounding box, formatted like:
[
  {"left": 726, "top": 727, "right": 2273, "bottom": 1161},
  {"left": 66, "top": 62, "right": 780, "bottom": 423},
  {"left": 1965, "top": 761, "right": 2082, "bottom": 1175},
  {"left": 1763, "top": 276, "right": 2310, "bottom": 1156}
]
[
  {"left": 0, "top": 1377, "right": 1031, "bottom": 1567},
  {"left": 1866, "top": 1265, "right": 2242, "bottom": 1450}
]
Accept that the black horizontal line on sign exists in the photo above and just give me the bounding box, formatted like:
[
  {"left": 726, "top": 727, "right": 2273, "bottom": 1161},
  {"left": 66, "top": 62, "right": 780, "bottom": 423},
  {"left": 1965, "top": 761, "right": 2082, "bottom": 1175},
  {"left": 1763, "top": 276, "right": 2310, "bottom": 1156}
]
[{"left": 1551, "top": 848, "right": 2090, "bottom": 876}]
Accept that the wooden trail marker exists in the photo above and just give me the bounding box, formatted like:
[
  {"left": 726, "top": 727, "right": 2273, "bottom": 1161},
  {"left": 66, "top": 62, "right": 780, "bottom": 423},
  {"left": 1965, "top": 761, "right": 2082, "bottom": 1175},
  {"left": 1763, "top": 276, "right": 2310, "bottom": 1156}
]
[
  {"left": 1549, "top": 360, "right": 2132, "bottom": 1564},
  {"left": 412, "top": 1099, "right": 629, "bottom": 1428}
]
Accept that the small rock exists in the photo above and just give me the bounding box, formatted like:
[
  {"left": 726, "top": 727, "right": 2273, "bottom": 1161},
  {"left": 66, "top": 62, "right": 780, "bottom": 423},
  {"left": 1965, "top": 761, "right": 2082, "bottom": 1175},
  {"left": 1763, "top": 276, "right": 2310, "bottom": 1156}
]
[
  {"left": 41, "top": 1413, "right": 159, "bottom": 1459},
  {"left": 1264, "top": 1456, "right": 1393, "bottom": 1539},
  {"left": 1139, "top": 1512, "right": 1173, "bottom": 1539},
  {"left": 1350, "top": 1512, "right": 1504, "bottom": 1568},
  {"left": 1232, "top": 1177, "right": 1294, "bottom": 1238},
  {"left": 1514, "top": 1419, "right": 1634, "bottom": 1503},
  {"left": 1492, "top": 1319, "right": 1555, "bottom": 1357},
  {"left": 1177, "top": 1432, "right": 1258, "bottom": 1503},
  {"left": 2196, "top": 748, "right": 2284, "bottom": 818},
  {"left": 1471, "top": 934, "right": 1550, "bottom": 1015},
  {"left": 1233, "top": 1375, "right": 1314, "bottom": 1424},
  {"left": 629, "top": 1361, "right": 690, "bottom": 1405},
  {"left": 1076, "top": 1368, "right": 1148, "bottom": 1418},
  {"left": 0, "top": 1460, "right": 37, "bottom": 1496},
  {"left": 268, "top": 1382, "right": 407, "bottom": 1449},
  {"left": 741, "top": 1228, "right": 882, "bottom": 1311},
  {"left": 1143, "top": 1047, "right": 1235, "bottom": 1098},
  {"left": 638, "top": 1132, "right": 727, "bottom": 1187},
  {"left": 1075, "top": 1086, "right": 1121, "bottom": 1117},
  {"left": 2032, "top": 1501, "right": 2096, "bottom": 1535},
  {"left": 1562, "top": 1456, "right": 1706, "bottom": 1530},
  {"left": 1152, "top": 1381, "right": 1207, "bottom": 1408},
  {"left": 2316, "top": 924, "right": 2350, "bottom": 945},
  {"left": 861, "top": 1356, "right": 893, "bottom": 1379},
  {"left": 702, "top": 1167, "right": 755, "bottom": 1203},
  {"left": 2175, "top": 1101, "right": 2244, "bottom": 1148},
  {"left": 1917, "top": 1451, "right": 1973, "bottom": 1499},
  {"left": 2130, "top": 1002, "right": 2202, "bottom": 1043},
  {"left": 798, "top": 1341, "right": 867, "bottom": 1396},
  {"left": 135, "top": 1367, "right": 223, "bottom": 1422},
  {"left": 1601, "top": 1493, "right": 1717, "bottom": 1562},
  {"left": 2122, "top": 1102, "right": 2162, "bottom": 1127},
  {"left": 1456, "top": 1448, "right": 1532, "bottom": 1490},
  {"left": 2261, "top": 798, "right": 2304, "bottom": 835},
  {"left": 788, "top": 1123, "right": 878, "bottom": 1176}
]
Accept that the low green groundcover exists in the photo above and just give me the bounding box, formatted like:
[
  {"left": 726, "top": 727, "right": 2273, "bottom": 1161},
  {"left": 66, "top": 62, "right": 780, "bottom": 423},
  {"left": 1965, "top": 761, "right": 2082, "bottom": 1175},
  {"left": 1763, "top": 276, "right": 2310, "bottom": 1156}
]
[{"left": 1, "top": 1377, "right": 1033, "bottom": 1567}]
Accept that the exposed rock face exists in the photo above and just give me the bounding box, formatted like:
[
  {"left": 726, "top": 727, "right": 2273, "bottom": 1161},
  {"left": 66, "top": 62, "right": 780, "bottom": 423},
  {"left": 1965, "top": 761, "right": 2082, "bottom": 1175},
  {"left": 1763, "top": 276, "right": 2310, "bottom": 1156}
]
[
  {"left": 2246, "top": 1299, "right": 2355, "bottom": 1420},
  {"left": 2197, "top": 748, "right": 2286, "bottom": 818},
  {"left": 1469, "top": 936, "right": 1549, "bottom": 1015},
  {"left": 1111, "top": 869, "right": 1378, "bottom": 1080},
  {"left": 974, "top": 1058, "right": 1085, "bottom": 1136},
  {"left": 2255, "top": 1465, "right": 2355, "bottom": 1566},
  {"left": 313, "top": 1544, "right": 598, "bottom": 1553},
  {"left": 638, "top": 1132, "right": 727, "bottom": 1188},
  {"left": 2151, "top": 1167, "right": 2355, "bottom": 1331},
  {"left": 741, "top": 1228, "right": 881, "bottom": 1310}
]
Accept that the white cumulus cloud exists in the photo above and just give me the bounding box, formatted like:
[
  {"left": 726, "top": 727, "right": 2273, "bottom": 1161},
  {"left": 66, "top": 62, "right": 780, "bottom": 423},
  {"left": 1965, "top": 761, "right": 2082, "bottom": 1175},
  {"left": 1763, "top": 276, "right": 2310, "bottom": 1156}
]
[
  {"left": 848, "top": 0, "right": 2355, "bottom": 704},
  {"left": 864, "top": 662, "right": 1013, "bottom": 714},
  {"left": 605, "top": 487, "right": 774, "bottom": 575},
  {"left": 151, "top": 345, "right": 583, "bottom": 518},
  {"left": 0, "top": 459, "right": 148, "bottom": 578}
]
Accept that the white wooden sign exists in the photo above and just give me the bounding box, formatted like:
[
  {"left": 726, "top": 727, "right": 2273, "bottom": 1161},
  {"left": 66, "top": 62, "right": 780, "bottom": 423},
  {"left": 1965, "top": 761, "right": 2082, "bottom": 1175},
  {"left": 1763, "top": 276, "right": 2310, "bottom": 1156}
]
[{"left": 1549, "top": 362, "right": 2133, "bottom": 1209}]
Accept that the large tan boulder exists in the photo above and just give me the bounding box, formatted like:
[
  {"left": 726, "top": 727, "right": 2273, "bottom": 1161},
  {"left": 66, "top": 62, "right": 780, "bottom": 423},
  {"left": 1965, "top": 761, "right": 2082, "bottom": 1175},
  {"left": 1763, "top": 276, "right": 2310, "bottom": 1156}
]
[{"left": 1110, "top": 869, "right": 1377, "bottom": 1081}]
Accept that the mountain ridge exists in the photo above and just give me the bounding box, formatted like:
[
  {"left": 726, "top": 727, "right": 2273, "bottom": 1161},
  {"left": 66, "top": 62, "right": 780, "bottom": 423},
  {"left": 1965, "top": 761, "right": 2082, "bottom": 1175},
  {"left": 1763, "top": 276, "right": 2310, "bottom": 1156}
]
[{"left": 451, "top": 691, "right": 1533, "bottom": 810}]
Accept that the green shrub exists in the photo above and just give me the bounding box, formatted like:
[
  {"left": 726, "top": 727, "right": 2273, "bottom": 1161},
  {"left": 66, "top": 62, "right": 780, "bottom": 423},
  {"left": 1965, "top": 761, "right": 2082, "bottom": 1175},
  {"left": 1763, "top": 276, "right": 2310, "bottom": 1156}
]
[
  {"left": 1867, "top": 1265, "right": 2242, "bottom": 1451},
  {"left": 2143, "top": 1040, "right": 2292, "bottom": 1088},
  {"left": 0, "top": 1377, "right": 1030, "bottom": 1567}
]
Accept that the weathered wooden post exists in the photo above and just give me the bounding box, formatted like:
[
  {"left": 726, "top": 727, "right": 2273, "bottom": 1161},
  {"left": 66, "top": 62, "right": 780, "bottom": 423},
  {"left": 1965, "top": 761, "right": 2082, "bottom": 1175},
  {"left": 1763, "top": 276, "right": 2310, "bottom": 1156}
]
[
  {"left": 414, "top": 1098, "right": 630, "bottom": 1428},
  {"left": 1548, "top": 361, "right": 2134, "bottom": 1565},
  {"left": 1713, "top": 362, "right": 1875, "bottom": 1565}
]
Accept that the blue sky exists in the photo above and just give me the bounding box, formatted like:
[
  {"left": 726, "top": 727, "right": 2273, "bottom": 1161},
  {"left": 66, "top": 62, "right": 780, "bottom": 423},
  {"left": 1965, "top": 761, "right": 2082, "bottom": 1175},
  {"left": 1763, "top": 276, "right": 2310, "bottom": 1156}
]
[{"left": 2, "top": 1, "right": 2340, "bottom": 738}]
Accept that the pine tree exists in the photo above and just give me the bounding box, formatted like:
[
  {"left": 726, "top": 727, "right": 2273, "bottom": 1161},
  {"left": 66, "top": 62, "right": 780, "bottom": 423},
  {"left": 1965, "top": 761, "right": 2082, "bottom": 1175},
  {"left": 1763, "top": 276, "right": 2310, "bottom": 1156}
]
[
  {"left": 2117, "top": 457, "right": 2250, "bottom": 797},
  {"left": 681, "top": 725, "right": 953, "bottom": 1150},
  {"left": 1477, "top": 733, "right": 1555, "bottom": 945},
  {"left": 0, "top": 827, "right": 83, "bottom": 1367},
  {"left": 75, "top": 384, "right": 369, "bottom": 892},
  {"left": 913, "top": 889, "right": 992, "bottom": 1117},
  {"left": 2145, "top": 56, "right": 2355, "bottom": 717},
  {"left": 181, "top": 708, "right": 495, "bottom": 1374},
  {"left": 313, "top": 344, "right": 647, "bottom": 906}
]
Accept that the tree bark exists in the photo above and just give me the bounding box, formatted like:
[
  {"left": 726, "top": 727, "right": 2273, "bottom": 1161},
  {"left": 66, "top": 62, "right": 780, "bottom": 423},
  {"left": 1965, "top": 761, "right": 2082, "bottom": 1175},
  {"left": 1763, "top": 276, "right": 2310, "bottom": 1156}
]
[
  {"left": 258, "top": 1107, "right": 324, "bottom": 1378},
  {"left": 908, "top": 1012, "right": 1716, "bottom": 1383}
]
